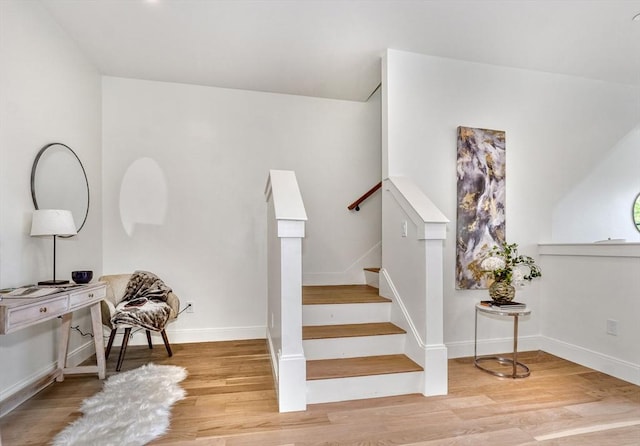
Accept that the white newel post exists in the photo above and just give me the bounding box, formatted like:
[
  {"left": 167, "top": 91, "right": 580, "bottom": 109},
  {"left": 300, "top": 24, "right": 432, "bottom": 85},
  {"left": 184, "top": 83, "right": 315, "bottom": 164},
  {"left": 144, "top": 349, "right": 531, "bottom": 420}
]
[
  {"left": 383, "top": 177, "right": 449, "bottom": 397},
  {"left": 265, "top": 170, "right": 307, "bottom": 412},
  {"left": 421, "top": 226, "right": 448, "bottom": 396}
]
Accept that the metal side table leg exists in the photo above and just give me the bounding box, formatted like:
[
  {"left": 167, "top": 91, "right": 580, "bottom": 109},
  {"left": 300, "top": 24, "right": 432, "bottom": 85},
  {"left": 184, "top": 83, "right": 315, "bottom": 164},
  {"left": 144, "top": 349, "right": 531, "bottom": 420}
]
[
  {"left": 474, "top": 303, "right": 531, "bottom": 379},
  {"left": 513, "top": 314, "right": 519, "bottom": 378}
]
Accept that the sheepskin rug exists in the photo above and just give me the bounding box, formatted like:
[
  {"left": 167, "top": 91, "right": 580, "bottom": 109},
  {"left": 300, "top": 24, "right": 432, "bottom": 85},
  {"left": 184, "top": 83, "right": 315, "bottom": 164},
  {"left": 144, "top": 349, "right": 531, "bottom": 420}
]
[{"left": 52, "top": 363, "right": 187, "bottom": 446}]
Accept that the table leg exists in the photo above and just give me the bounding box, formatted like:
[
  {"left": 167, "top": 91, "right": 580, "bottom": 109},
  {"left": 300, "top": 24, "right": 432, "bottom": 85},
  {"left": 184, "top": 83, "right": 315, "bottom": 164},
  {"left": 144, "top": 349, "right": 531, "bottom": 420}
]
[
  {"left": 474, "top": 306, "right": 478, "bottom": 361},
  {"left": 90, "top": 303, "right": 106, "bottom": 379},
  {"left": 56, "top": 313, "right": 72, "bottom": 382},
  {"left": 474, "top": 307, "right": 531, "bottom": 379},
  {"left": 513, "top": 315, "right": 519, "bottom": 378}
]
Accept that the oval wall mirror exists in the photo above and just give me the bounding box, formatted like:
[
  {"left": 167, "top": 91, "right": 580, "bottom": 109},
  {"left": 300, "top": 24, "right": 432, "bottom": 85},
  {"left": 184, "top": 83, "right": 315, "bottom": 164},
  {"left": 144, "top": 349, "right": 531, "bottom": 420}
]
[
  {"left": 634, "top": 192, "right": 640, "bottom": 233},
  {"left": 31, "top": 143, "right": 90, "bottom": 234}
]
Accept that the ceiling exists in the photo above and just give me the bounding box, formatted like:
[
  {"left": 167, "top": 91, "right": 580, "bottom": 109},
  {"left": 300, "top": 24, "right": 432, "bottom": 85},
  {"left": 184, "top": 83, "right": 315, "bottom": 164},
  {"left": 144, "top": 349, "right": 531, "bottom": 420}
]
[{"left": 41, "top": 0, "right": 640, "bottom": 102}]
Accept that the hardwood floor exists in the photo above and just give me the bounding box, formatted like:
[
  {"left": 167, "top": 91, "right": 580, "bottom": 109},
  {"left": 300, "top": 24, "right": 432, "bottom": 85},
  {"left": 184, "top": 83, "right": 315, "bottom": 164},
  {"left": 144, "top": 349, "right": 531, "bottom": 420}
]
[{"left": 1, "top": 340, "right": 639, "bottom": 445}]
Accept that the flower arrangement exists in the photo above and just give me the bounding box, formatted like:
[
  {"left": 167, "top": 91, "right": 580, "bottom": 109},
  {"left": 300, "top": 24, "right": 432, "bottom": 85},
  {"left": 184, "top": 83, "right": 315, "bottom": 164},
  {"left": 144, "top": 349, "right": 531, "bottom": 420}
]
[{"left": 480, "top": 242, "right": 542, "bottom": 286}]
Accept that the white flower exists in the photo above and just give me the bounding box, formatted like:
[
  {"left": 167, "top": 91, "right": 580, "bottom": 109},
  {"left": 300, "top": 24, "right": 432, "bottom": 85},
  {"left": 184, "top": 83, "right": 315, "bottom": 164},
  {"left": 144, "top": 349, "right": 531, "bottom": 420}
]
[
  {"left": 512, "top": 268, "right": 525, "bottom": 283},
  {"left": 481, "top": 256, "right": 505, "bottom": 271}
]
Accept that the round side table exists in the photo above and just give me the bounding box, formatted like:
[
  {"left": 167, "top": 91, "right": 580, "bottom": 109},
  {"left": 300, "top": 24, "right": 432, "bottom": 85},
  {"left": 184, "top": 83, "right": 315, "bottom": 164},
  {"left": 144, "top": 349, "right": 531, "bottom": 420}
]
[{"left": 474, "top": 303, "right": 531, "bottom": 379}]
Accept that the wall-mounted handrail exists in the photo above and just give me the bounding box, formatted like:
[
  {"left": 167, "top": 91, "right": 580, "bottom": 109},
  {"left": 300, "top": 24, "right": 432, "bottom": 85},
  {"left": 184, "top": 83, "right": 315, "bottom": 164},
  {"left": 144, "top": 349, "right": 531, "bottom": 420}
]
[{"left": 348, "top": 181, "right": 382, "bottom": 211}]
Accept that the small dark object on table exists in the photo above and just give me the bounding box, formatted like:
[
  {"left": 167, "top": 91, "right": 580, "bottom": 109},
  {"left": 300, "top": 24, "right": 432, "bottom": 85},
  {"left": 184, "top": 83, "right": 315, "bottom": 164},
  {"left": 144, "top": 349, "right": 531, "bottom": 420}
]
[{"left": 72, "top": 270, "right": 93, "bottom": 284}]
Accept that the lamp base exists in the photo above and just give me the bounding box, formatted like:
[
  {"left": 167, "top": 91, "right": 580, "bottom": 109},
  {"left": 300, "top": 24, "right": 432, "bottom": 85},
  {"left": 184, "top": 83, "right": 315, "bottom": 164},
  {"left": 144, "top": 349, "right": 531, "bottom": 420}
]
[{"left": 37, "top": 279, "right": 69, "bottom": 286}]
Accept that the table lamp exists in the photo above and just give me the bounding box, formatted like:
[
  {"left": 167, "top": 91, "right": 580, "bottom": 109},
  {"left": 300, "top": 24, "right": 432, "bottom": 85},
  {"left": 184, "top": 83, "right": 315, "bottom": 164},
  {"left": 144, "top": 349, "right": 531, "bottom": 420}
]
[{"left": 31, "top": 209, "right": 77, "bottom": 285}]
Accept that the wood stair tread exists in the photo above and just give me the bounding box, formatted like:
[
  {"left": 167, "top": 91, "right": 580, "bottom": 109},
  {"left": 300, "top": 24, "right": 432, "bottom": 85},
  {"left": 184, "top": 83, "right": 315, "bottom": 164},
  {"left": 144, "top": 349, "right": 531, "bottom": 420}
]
[
  {"left": 303, "top": 322, "right": 405, "bottom": 340},
  {"left": 363, "top": 267, "right": 380, "bottom": 273},
  {"left": 307, "top": 354, "right": 422, "bottom": 380},
  {"left": 303, "top": 285, "right": 390, "bottom": 305}
]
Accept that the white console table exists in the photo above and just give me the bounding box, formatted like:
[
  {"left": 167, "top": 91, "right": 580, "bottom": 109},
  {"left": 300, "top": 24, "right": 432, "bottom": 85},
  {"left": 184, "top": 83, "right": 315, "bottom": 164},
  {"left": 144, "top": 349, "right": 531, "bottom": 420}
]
[{"left": 0, "top": 282, "right": 107, "bottom": 409}]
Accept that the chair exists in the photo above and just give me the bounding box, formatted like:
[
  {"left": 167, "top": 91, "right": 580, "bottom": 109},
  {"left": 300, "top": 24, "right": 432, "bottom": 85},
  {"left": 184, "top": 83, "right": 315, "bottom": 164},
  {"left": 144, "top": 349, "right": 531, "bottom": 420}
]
[{"left": 99, "top": 273, "right": 180, "bottom": 371}]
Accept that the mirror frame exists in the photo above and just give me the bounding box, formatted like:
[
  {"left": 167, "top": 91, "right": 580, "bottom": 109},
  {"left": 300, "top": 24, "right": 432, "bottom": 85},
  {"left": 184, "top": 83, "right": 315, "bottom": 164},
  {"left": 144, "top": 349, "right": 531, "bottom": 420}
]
[
  {"left": 30, "top": 142, "right": 90, "bottom": 235},
  {"left": 634, "top": 192, "right": 640, "bottom": 233}
]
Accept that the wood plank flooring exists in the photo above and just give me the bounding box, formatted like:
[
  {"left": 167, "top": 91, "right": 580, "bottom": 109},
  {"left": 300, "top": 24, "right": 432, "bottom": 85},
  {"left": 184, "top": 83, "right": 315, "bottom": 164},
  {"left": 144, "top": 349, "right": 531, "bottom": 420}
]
[{"left": 1, "top": 340, "right": 639, "bottom": 445}]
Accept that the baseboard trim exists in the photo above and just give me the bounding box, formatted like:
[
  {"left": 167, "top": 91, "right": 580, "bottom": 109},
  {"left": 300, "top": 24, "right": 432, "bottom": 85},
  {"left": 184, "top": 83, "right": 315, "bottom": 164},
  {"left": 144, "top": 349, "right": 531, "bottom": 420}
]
[
  {"left": 0, "top": 339, "right": 95, "bottom": 417},
  {"left": 539, "top": 336, "right": 640, "bottom": 386},
  {"left": 446, "top": 335, "right": 541, "bottom": 359},
  {"left": 266, "top": 329, "right": 279, "bottom": 378},
  {"left": 0, "top": 369, "right": 58, "bottom": 417},
  {"left": 446, "top": 335, "right": 640, "bottom": 386},
  {"left": 168, "top": 326, "right": 266, "bottom": 343},
  {"left": 118, "top": 326, "right": 267, "bottom": 345}
]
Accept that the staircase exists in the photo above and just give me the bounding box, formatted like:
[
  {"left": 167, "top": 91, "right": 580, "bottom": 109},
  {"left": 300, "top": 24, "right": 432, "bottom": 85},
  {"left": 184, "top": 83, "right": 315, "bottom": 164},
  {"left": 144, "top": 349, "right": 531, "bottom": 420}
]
[
  {"left": 302, "top": 283, "right": 423, "bottom": 404},
  {"left": 266, "top": 173, "right": 448, "bottom": 411}
]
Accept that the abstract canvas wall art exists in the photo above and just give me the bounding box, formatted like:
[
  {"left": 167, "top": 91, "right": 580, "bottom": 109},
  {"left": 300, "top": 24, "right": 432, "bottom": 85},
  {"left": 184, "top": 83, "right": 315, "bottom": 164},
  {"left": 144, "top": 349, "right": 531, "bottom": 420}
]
[{"left": 456, "top": 126, "right": 506, "bottom": 289}]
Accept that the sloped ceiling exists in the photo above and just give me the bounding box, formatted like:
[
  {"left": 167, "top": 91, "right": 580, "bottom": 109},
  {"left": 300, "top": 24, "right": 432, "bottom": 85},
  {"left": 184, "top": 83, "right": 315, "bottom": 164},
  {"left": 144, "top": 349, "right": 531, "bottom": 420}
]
[{"left": 41, "top": 0, "right": 640, "bottom": 101}]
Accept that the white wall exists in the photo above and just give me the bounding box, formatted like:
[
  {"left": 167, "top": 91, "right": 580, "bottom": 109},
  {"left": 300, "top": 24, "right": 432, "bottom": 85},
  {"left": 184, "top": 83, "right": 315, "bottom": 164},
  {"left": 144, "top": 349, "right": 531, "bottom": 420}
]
[
  {"left": 383, "top": 49, "right": 640, "bottom": 356},
  {"left": 302, "top": 88, "right": 382, "bottom": 285},
  {"left": 102, "top": 77, "right": 381, "bottom": 344},
  {"left": 552, "top": 125, "right": 640, "bottom": 243},
  {"left": 0, "top": 1, "right": 102, "bottom": 401},
  {"left": 538, "top": 244, "right": 640, "bottom": 384}
]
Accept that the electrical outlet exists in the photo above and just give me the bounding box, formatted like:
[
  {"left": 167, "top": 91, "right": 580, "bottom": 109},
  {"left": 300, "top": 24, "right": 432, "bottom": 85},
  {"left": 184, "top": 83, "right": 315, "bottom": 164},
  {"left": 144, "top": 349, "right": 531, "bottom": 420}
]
[
  {"left": 401, "top": 220, "right": 408, "bottom": 237},
  {"left": 186, "top": 301, "right": 194, "bottom": 313},
  {"left": 606, "top": 319, "right": 618, "bottom": 336}
]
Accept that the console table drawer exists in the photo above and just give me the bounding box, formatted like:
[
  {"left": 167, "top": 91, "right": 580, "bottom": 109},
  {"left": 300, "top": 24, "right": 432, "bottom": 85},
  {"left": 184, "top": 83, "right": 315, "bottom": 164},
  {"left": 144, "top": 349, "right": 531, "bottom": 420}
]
[
  {"left": 6, "top": 296, "right": 69, "bottom": 332},
  {"left": 69, "top": 286, "right": 106, "bottom": 310}
]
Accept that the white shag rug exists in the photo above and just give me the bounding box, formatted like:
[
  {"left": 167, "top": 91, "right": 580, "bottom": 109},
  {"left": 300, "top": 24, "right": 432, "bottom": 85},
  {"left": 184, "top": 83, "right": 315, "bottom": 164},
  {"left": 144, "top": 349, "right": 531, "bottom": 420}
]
[{"left": 52, "top": 363, "right": 187, "bottom": 446}]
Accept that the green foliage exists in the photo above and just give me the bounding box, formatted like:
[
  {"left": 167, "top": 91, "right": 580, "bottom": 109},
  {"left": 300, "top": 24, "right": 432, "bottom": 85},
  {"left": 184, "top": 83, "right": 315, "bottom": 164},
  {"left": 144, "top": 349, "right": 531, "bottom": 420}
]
[{"left": 484, "top": 242, "right": 542, "bottom": 284}]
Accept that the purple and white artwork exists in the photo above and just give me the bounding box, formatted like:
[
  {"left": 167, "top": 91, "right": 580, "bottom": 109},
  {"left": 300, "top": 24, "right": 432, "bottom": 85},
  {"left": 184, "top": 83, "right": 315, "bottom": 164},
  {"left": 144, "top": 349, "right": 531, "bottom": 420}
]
[{"left": 456, "top": 126, "right": 506, "bottom": 289}]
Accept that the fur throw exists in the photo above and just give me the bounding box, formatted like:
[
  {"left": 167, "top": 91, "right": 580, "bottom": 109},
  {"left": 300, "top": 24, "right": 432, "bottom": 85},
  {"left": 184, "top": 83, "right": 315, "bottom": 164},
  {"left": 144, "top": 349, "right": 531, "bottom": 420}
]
[
  {"left": 122, "top": 270, "right": 172, "bottom": 304},
  {"left": 110, "top": 271, "right": 173, "bottom": 332},
  {"left": 52, "top": 364, "right": 187, "bottom": 446}
]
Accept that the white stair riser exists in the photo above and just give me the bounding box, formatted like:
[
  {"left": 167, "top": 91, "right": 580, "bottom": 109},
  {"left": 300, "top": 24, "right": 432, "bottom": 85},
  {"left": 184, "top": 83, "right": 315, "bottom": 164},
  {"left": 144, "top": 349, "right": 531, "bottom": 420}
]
[
  {"left": 303, "top": 334, "right": 405, "bottom": 360},
  {"left": 307, "top": 371, "right": 423, "bottom": 404},
  {"left": 364, "top": 270, "right": 379, "bottom": 289},
  {"left": 303, "top": 302, "right": 391, "bottom": 326}
]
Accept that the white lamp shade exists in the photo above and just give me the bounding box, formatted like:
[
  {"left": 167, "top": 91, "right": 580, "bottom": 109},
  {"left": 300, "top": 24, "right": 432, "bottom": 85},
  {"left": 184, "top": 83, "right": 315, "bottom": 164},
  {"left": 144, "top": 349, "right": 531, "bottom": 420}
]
[{"left": 31, "top": 209, "right": 77, "bottom": 236}]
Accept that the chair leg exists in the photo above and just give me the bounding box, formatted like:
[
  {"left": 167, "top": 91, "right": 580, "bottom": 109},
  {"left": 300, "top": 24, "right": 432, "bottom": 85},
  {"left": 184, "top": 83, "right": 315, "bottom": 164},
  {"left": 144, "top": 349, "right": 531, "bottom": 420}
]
[
  {"left": 146, "top": 330, "right": 153, "bottom": 349},
  {"left": 105, "top": 328, "right": 117, "bottom": 359},
  {"left": 116, "top": 327, "right": 132, "bottom": 372},
  {"left": 160, "top": 329, "right": 173, "bottom": 357}
]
